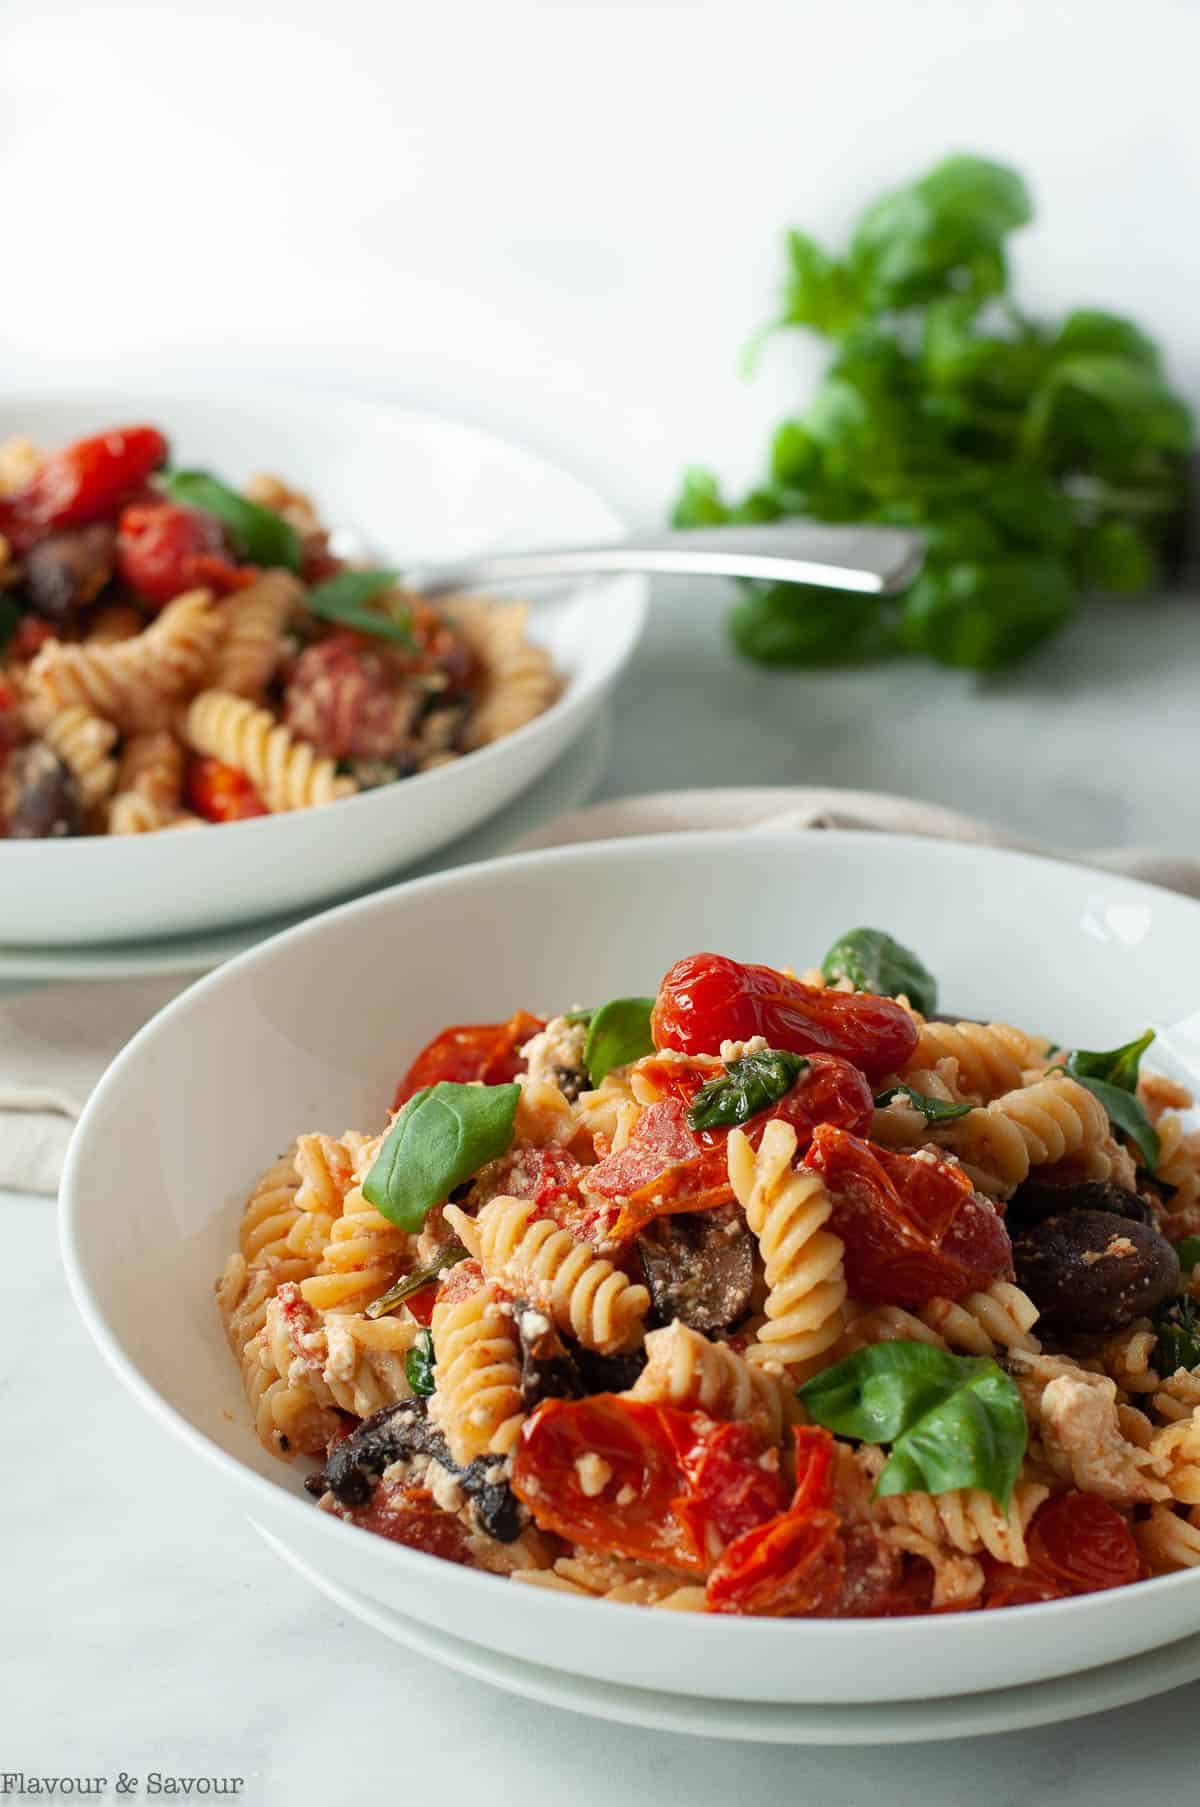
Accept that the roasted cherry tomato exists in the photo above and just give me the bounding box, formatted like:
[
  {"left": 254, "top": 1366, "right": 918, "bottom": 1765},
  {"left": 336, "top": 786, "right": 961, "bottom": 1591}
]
[
  {"left": 0, "top": 426, "right": 168, "bottom": 549},
  {"left": 345, "top": 1480, "right": 475, "bottom": 1561},
  {"left": 584, "top": 1052, "right": 874, "bottom": 1244},
  {"left": 185, "top": 754, "right": 268, "bottom": 822},
  {"left": 1026, "top": 1493, "right": 1143, "bottom": 1595},
  {"left": 582, "top": 1098, "right": 734, "bottom": 1239},
  {"left": 511, "top": 1396, "right": 784, "bottom": 1573},
  {"left": 4, "top": 617, "right": 58, "bottom": 663},
  {"left": 651, "top": 953, "right": 918, "bottom": 1081},
  {"left": 705, "top": 1429, "right": 843, "bottom": 1616},
  {"left": 116, "top": 501, "right": 244, "bottom": 608},
  {"left": 806, "top": 1125, "right": 1013, "bottom": 1305},
  {"left": 393, "top": 1011, "right": 545, "bottom": 1109}
]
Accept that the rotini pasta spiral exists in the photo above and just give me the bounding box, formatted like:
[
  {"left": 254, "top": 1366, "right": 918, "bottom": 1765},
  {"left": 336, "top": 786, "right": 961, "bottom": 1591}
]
[
  {"left": 25, "top": 589, "right": 222, "bottom": 733},
  {"left": 514, "top": 1552, "right": 706, "bottom": 1610},
  {"left": 873, "top": 1476, "right": 1050, "bottom": 1567},
  {"left": 627, "top": 1319, "right": 798, "bottom": 1442},
  {"left": 107, "top": 792, "right": 200, "bottom": 834},
  {"left": 464, "top": 1194, "right": 650, "bottom": 1354},
  {"left": 1137, "top": 1504, "right": 1200, "bottom": 1572},
  {"left": 430, "top": 1267, "right": 525, "bottom": 1465},
  {"left": 727, "top": 1118, "right": 847, "bottom": 1374},
  {"left": 38, "top": 705, "right": 117, "bottom": 810},
  {"left": 448, "top": 598, "right": 558, "bottom": 747},
  {"left": 299, "top": 1174, "right": 413, "bottom": 1315},
  {"left": 185, "top": 688, "right": 356, "bottom": 813},
  {"left": 211, "top": 571, "right": 302, "bottom": 698},
  {"left": 935, "top": 1074, "right": 1111, "bottom": 1197},
  {"left": 116, "top": 728, "right": 184, "bottom": 810},
  {"left": 898, "top": 1019, "right": 1044, "bottom": 1103}
]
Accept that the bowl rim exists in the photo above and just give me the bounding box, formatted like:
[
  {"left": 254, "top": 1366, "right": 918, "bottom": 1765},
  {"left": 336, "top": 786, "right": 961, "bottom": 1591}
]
[
  {"left": 59, "top": 827, "right": 1200, "bottom": 1637},
  {"left": 0, "top": 383, "right": 647, "bottom": 856}
]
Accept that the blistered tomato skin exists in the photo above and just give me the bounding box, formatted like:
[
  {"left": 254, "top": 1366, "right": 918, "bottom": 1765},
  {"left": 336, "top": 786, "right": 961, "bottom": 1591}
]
[
  {"left": 0, "top": 426, "right": 169, "bottom": 548},
  {"left": 117, "top": 501, "right": 239, "bottom": 608},
  {"left": 393, "top": 1011, "right": 545, "bottom": 1109},
  {"left": 652, "top": 953, "right": 919, "bottom": 1081},
  {"left": 185, "top": 755, "right": 268, "bottom": 822}
]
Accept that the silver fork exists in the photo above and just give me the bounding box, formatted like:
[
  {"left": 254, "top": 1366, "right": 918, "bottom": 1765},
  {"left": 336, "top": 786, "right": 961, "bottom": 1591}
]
[{"left": 398, "top": 521, "right": 925, "bottom": 598}]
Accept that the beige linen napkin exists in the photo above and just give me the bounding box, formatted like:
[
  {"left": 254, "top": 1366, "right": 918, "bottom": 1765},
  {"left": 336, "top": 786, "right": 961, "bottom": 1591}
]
[{"left": 4, "top": 786, "right": 1199, "bottom": 1195}]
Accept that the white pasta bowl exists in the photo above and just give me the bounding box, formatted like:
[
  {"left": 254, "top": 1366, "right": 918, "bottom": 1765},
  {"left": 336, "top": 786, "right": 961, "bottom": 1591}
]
[
  {"left": 0, "top": 390, "right": 645, "bottom": 944},
  {"left": 61, "top": 831, "right": 1200, "bottom": 1704}
]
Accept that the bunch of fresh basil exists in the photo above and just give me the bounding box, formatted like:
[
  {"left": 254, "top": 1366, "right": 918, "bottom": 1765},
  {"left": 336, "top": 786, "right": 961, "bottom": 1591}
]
[{"left": 675, "top": 154, "right": 1193, "bottom": 672}]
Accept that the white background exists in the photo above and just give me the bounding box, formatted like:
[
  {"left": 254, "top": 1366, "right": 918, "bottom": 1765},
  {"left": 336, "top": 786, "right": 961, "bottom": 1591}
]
[
  {"left": 4, "top": 0, "right": 1199, "bottom": 519},
  {"left": 6, "top": 4, "right": 1200, "bottom": 1803}
]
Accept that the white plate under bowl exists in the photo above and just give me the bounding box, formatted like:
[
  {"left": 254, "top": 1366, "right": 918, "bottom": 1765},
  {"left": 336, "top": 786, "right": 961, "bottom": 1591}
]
[
  {"left": 0, "top": 705, "right": 610, "bottom": 982},
  {"left": 0, "top": 388, "right": 645, "bottom": 944},
  {"left": 61, "top": 831, "right": 1200, "bottom": 1706},
  {"left": 254, "top": 1521, "right": 1200, "bottom": 1744}
]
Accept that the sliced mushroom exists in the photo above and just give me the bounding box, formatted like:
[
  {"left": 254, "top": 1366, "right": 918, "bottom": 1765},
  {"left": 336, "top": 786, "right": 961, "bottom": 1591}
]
[
  {"left": 2, "top": 743, "right": 83, "bottom": 839},
  {"left": 23, "top": 523, "right": 117, "bottom": 625},
  {"left": 636, "top": 1208, "right": 756, "bottom": 1334},
  {"left": 306, "top": 1397, "right": 522, "bottom": 1542},
  {"left": 1007, "top": 1176, "right": 1155, "bottom": 1229},
  {"left": 514, "top": 1302, "right": 646, "bottom": 1408},
  {"left": 1012, "top": 1208, "right": 1180, "bottom": 1335}
]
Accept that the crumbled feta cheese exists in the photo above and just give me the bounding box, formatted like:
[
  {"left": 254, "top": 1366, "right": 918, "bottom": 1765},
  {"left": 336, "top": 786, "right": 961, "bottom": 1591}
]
[
  {"left": 574, "top": 1452, "right": 614, "bottom": 1498},
  {"left": 719, "top": 1035, "right": 768, "bottom": 1063}
]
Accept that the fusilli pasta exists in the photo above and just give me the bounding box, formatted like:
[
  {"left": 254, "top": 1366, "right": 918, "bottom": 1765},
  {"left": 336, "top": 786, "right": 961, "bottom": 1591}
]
[{"left": 462, "top": 1194, "right": 650, "bottom": 1354}]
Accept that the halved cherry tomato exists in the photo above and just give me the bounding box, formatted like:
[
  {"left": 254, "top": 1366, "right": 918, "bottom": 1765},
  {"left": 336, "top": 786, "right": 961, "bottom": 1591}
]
[
  {"left": 511, "top": 1396, "right": 785, "bottom": 1573},
  {"left": 346, "top": 1481, "right": 475, "bottom": 1561},
  {"left": 651, "top": 953, "right": 918, "bottom": 1081},
  {"left": 582, "top": 1098, "right": 734, "bottom": 1239},
  {"left": 806, "top": 1124, "right": 1012, "bottom": 1305},
  {"left": 393, "top": 1011, "right": 545, "bottom": 1109},
  {"left": 0, "top": 426, "right": 168, "bottom": 549},
  {"left": 1025, "top": 1493, "right": 1144, "bottom": 1595},
  {"left": 117, "top": 501, "right": 245, "bottom": 608},
  {"left": 584, "top": 1052, "right": 874, "bottom": 1245},
  {"left": 705, "top": 1429, "right": 843, "bottom": 1616},
  {"left": 5, "top": 617, "right": 58, "bottom": 663},
  {"left": 185, "top": 754, "right": 269, "bottom": 822}
]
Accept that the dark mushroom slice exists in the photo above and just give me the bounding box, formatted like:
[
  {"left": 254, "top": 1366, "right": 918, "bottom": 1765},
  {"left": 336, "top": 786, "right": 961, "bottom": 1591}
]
[
  {"left": 637, "top": 1207, "right": 756, "bottom": 1334},
  {"left": 1007, "top": 1176, "right": 1156, "bottom": 1229},
  {"left": 307, "top": 1397, "right": 522, "bottom": 1542},
  {"left": 552, "top": 1064, "right": 588, "bottom": 1104},
  {"left": 2, "top": 743, "right": 83, "bottom": 839},
  {"left": 1012, "top": 1208, "right": 1180, "bottom": 1335},
  {"left": 23, "top": 523, "right": 117, "bottom": 626},
  {"left": 514, "top": 1302, "right": 646, "bottom": 1408}
]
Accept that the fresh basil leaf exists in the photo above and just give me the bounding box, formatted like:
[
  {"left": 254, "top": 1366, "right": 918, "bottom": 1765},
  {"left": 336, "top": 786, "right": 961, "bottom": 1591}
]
[
  {"left": 727, "top": 583, "right": 896, "bottom": 668},
  {"left": 1076, "top": 519, "right": 1155, "bottom": 595},
  {"left": 304, "top": 568, "right": 414, "bottom": 646},
  {"left": 1173, "top": 1238, "right": 1200, "bottom": 1275},
  {"left": 1153, "top": 1293, "right": 1200, "bottom": 1377},
  {"left": 688, "top": 1049, "right": 809, "bottom": 1132},
  {"left": 1065, "top": 1030, "right": 1154, "bottom": 1093},
  {"left": 363, "top": 1082, "right": 519, "bottom": 1231},
  {"left": 899, "top": 554, "right": 1079, "bottom": 670},
  {"left": 799, "top": 1342, "right": 1027, "bottom": 1509},
  {"left": 563, "top": 1008, "right": 594, "bottom": 1026},
  {"left": 873, "top": 1084, "right": 971, "bottom": 1123},
  {"left": 1062, "top": 1032, "right": 1160, "bottom": 1169},
  {"left": 1069, "top": 1074, "right": 1160, "bottom": 1172},
  {"left": 365, "top": 1242, "right": 467, "bottom": 1319},
  {"left": 405, "top": 1328, "right": 436, "bottom": 1397},
  {"left": 158, "top": 469, "right": 302, "bottom": 570},
  {"left": 821, "top": 927, "right": 937, "bottom": 1014},
  {"left": 0, "top": 596, "right": 21, "bottom": 650},
  {"left": 850, "top": 154, "right": 1031, "bottom": 312},
  {"left": 583, "top": 997, "right": 655, "bottom": 1086}
]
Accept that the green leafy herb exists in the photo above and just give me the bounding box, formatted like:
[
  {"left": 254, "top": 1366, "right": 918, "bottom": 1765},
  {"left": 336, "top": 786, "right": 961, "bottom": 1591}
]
[
  {"left": 675, "top": 153, "right": 1193, "bottom": 673},
  {"left": 821, "top": 927, "right": 937, "bottom": 1014},
  {"left": 159, "top": 469, "right": 302, "bottom": 570},
  {"left": 583, "top": 997, "right": 655, "bottom": 1086},
  {"left": 1173, "top": 1238, "right": 1200, "bottom": 1275},
  {"left": 687, "top": 1049, "right": 809, "bottom": 1132},
  {"left": 0, "top": 596, "right": 20, "bottom": 650},
  {"left": 365, "top": 1242, "right": 467, "bottom": 1319},
  {"left": 873, "top": 1084, "right": 971, "bottom": 1123},
  {"left": 798, "top": 1342, "right": 1027, "bottom": 1508},
  {"left": 1153, "top": 1294, "right": 1200, "bottom": 1378},
  {"left": 564, "top": 1008, "right": 594, "bottom": 1026},
  {"left": 1062, "top": 1031, "right": 1160, "bottom": 1170},
  {"left": 304, "top": 568, "right": 414, "bottom": 646},
  {"left": 405, "top": 1328, "right": 436, "bottom": 1397},
  {"left": 363, "top": 1082, "right": 519, "bottom": 1231}
]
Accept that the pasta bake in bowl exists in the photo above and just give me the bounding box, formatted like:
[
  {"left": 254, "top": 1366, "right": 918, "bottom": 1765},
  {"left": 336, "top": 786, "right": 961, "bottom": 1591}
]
[
  {"left": 61, "top": 831, "right": 1200, "bottom": 1704},
  {"left": 0, "top": 392, "right": 644, "bottom": 942}
]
